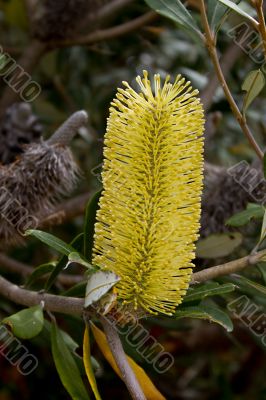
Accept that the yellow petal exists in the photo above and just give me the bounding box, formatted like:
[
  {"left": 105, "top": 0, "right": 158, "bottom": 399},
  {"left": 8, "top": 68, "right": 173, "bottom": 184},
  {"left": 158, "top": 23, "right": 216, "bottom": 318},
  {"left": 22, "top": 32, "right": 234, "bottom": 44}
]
[
  {"left": 91, "top": 322, "right": 166, "bottom": 400},
  {"left": 83, "top": 325, "right": 102, "bottom": 400}
]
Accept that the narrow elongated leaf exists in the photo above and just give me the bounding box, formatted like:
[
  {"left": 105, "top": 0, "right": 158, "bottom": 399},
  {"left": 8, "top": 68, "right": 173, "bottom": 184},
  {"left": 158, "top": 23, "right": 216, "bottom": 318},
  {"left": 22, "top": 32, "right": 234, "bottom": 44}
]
[
  {"left": 226, "top": 203, "right": 265, "bottom": 227},
  {"left": 208, "top": 0, "right": 227, "bottom": 30},
  {"left": 45, "top": 233, "right": 84, "bottom": 291},
  {"left": 84, "top": 190, "right": 102, "bottom": 261},
  {"left": 225, "top": 274, "right": 266, "bottom": 296},
  {"left": 25, "top": 262, "right": 56, "bottom": 288},
  {"left": 44, "top": 320, "right": 100, "bottom": 373},
  {"left": 85, "top": 271, "right": 120, "bottom": 308},
  {"left": 3, "top": 305, "right": 44, "bottom": 339},
  {"left": 175, "top": 304, "right": 234, "bottom": 332},
  {"left": 91, "top": 323, "right": 165, "bottom": 400},
  {"left": 209, "top": 0, "right": 241, "bottom": 32},
  {"left": 44, "top": 320, "right": 79, "bottom": 353},
  {"left": 144, "top": 0, "right": 202, "bottom": 43},
  {"left": 196, "top": 233, "right": 242, "bottom": 258},
  {"left": 51, "top": 321, "right": 90, "bottom": 400},
  {"left": 68, "top": 252, "right": 95, "bottom": 271},
  {"left": 184, "top": 283, "right": 235, "bottom": 303},
  {"left": 242, "top": 69, "right": 265, "bottom": 114},
  {"left": 257, "top": 262, "right": 266, "bottom": 284},
  {"left": 83, "top": 325, "right": 102, "bottom": 400},
  {"left": 26, "top": 229, "right": 76, "bottom": 256},
  {"left": 218, "top": 0, "right": 258, "bottom": 25},
  {"left": 260, "top": 209, "right": 266, "bottom": 242}
]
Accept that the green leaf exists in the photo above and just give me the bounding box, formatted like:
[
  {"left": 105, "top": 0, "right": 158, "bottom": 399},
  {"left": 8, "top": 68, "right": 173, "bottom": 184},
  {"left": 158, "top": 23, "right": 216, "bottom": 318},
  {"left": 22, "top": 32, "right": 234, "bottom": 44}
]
[
  {"left": 44, "top": 320, "right": 79, "bottom": 353},
  {"left": 218, "top": 0, "right": 258, "bottom": 25},
  {"left": 25, "top": 262, "right": 56, "bottom": 288},
  {"left": 264, "top": 153, "right": 266, "bottom": 179},
  {"left": 84, "top": 190, "right": 102, "bottom": 262},
  {"left": 26, "top": 229, "right": 76, "bottom": 256},
  {"left": 242, "top": 69, "right": 265, "bottom": 114},
  {"left": 208, "top": 0, "right": 226, "bottom": 28},
  {"left": 144, "top": 0, "right": 203, "bottom": 43},
  {"left": 260, "top": 209, "right": 266, "bottom": 243},
  {"left": 226, "top": 203, "right": 265, "bottom": 227},
  {"left": 62, "top": 282, "right": 87, "bottom": 297},
  {"left": 257, "top": 262, "right": 266, "bottom": 284},
  {"left": 45, "top": 233, "right": 84, "bottom": 291},
  {"left": 175, "top": 304, "right": 234, "bottom": 332},
  {"left": 208, "top": 0, "right": 239, "bottom": 32},
  {"left": 196, "top": 233, "right": 242, "bottom": 258},
  {"left": 85, "top": 271, "right": 120, "bottom": 308},
  {"left": 68, "top": 252, "right": 95, "bottom": 271},
  {"left": 51, "top": 321, "right": 90, "bottom": 400},
  {"left": 184, "top": 282, "right": 235, "bottom": 303},
  {"left": 44, "top": 320, "right": 100, "bottom": 373},
  {"left": 3, "top": 305, "right": 44, "bottom": 339},
  {"left": 225, "top": 274, "right": 266, "bottom": 297},
  {"left": 0, "top": 54, "right": 9, "bottom": 71}
]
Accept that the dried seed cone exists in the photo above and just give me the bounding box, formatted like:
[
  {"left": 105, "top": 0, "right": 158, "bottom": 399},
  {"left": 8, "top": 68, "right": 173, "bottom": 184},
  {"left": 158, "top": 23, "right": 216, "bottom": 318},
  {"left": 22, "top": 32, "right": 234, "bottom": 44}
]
[
  {"left": 201, "top": 161, "right": 265, "bottom": 237},
  {"left": 93, "top": 71, "right": 204, "bottom": 315},
  {"left": 0, "top": 142, "right": 79, "bottom": 245}
]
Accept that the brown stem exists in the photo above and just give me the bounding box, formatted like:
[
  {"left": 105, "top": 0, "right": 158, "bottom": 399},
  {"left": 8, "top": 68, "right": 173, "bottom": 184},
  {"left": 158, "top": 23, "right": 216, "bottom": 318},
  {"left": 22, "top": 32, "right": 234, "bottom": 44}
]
[
  {"left": 1, "top": 249, "right": 266, "bottom": 314},
  {"left": 199, "top": 0, "right": 264, "bottom": 160},
  {"left": 191, "top": 249, "right": 266, "bottom": 283},
  {"left": 100, "top": 315, "right": 146, "bottom": 400},
  {"left": 78, "top": 0, "right": 135, "bottom": 31},
  {"left": 201, "top": 40, "right": 243, "bottom": 112},
  {"left": 0, "top": 253, "right": 84, "bottom": 286},
  {"left": 254, "top": 1, "right": 266, "bottom": 59},
  {"left": 40, "top": 192, "right": 92, "bottom": 228},
  {"left": 49, "top": 12, "right": 158, "bottom": 49},
  {"left": 0, "top": 275, "right": 84, "bottom": 314}
]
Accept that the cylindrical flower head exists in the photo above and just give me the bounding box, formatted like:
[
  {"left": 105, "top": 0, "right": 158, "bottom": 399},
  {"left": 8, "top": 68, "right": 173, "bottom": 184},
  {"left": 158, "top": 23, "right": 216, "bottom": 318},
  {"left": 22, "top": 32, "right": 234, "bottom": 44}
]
[{"left": 93, "top": 71, "right": 204, "bottom": 316}]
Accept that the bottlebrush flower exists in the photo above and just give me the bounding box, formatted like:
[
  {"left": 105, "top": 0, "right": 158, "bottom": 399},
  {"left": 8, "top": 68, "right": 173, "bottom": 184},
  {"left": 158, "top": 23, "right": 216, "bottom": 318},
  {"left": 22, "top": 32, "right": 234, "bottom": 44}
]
[{"left": 93, "top": 71, "right": 204, "bottom": 315}]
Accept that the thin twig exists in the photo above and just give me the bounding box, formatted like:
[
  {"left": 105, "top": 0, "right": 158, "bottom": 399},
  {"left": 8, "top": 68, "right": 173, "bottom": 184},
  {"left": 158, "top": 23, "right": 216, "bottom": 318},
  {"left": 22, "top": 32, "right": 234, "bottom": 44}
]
[
  {"left": 40, "top": 192, "right": 92, "bottom": 228},
  {"left": 78, "top": 0, "right": 135, "bottom": 31},
  {"left": 100, "top": 315, "right": 146, "bottom": 400},
  {"left": 0, "top": 11, "right": 156, "bottom": 116},
  {"left": 199, "top": 0, "right": 264, "bottom": 160},
  {"left": 191, "top": 249, "right": 266, "bottom": 284},
  {"left": 0, "top": 253, "right": 84, "bottom": 286},
  {"left": 201, "top": 39, "right": 243, "bottom": 112},
  {"left": 49, "top": 12, "right": 158, "bottom": 49},
  {"left": 253, "top": 0, "right": 266, "bottom": 59},
  {"left": 0, "top": 275, "right": 84, "bottom": 314},
  {"left": 91, "top": 0, "right": 134, "bottom": 23},
  {"left": 1, "top": 249, "right": 266, "bottom": 315}
]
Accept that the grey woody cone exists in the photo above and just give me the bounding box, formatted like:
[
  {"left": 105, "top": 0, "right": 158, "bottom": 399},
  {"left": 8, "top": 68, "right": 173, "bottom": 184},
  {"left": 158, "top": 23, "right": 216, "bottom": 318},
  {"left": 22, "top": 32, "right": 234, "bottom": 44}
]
[
  {"left": 201, "top": 161, "right": 264, "bottom": 237},
  {"left": 0, "top": 111, "right": 86, "bottom": 245}
]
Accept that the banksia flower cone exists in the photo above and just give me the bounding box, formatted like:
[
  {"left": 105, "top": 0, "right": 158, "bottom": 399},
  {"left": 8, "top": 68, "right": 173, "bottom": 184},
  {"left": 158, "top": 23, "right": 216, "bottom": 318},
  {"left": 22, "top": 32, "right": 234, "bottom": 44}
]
[{"left": 93, "top": 71, "right": 204, "bottom": 315}]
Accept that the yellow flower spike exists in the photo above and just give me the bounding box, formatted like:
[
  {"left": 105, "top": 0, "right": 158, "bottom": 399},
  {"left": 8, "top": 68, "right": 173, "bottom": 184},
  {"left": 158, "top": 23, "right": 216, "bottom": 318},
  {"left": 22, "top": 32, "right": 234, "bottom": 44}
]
[{"left": 92, "top": 71, "right": 204, "bottom": 316}]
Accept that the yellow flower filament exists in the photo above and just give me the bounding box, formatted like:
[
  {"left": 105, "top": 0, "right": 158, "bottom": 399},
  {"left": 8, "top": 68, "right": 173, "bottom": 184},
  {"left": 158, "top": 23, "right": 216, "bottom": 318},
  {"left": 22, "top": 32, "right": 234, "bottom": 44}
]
[{"left": 93, "top": 71, "right": 204, "bottom": 315}]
